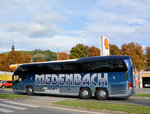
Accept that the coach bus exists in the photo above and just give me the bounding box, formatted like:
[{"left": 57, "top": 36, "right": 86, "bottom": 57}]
[{"left": 12, "top": 55, "right": 134, "bottom": 100}]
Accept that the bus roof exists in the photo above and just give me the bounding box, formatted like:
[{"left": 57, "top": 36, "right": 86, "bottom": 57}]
[
  {"left": 19, "top": 59, "right": 78, "bottom": 66},
  {"left": 77, "top": 55, "right": 130, "bottom": 62},
  {"left": 18, "top": 55, "right": 130, "bottom": 67}
]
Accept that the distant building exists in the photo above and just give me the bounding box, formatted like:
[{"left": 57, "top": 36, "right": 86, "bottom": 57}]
[{"left": 11, "top": 43, "right": 15, "bottom": 51}]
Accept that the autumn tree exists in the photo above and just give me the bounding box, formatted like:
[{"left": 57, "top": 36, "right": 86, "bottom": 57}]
[
  {"left": 146, "top": 47, "right": 150, "bottom": 70},
  {"left": 121, "top": 42, "right": 144, "bottom": 71},
  {"left": 70, "top": 44, "right": 89, "bottom": 59},
  {"left": 22, "top": 52, "right": 32, "bottom": 63},
  {"left": 88, "top": 46, "right": 100, "bottom": 57},
  {"left": 0, "top": 53, "right": 8, "bottom": 71},
  {"left": 0, "top": 51, "right": 32, "bottom": 72},
  {"left": 109, "top": 44, "right": 120, "bottom": 55},
  {"left": 7, "top": 51, "right": 32, "bottom": 64},
  {"left": 59, "top": 52, "right": 70, "bottom": 60},
  {"left": 36, "top": 59, "right": 46, "bottom": 62}
]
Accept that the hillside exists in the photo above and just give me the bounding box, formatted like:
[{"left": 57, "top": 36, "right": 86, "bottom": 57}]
[{"left": 22, "top": 49, "right": 57, "bottom": 62}]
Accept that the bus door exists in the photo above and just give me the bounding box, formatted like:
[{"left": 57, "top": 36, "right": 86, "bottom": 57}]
[{"left": 13, "top": 74, "right": 27, "bottom": 90}]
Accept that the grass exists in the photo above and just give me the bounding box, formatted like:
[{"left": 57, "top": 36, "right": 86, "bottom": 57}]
[
  {"left": 0, "top": 87, "right": 12, "bottom": 89},
  {"left": 54, "top": 100, "right": 150, "bottom": 114},
  {"left": 135, "top": 94, "right": 150, "bottom": 98},
  {"left": 0, "top": 93, "right": 27, "bottom": 99}
]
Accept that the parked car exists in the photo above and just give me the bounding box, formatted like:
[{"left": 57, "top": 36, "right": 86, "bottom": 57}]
[
  {"left": 143, "top": 82, "right": 150, "bottom": 88},
  {"left": 0, "top": 80, "right": 12, "bottom": 88},
  {"left": 143, "top": 77, "right": 150, "bottom": 88}
]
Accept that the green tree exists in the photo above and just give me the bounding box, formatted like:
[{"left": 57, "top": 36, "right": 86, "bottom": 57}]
[
  {"left": 70, "top": 44, "right": 89, "bottom": 59},
  {"left": 32, "top": 53, "right": 47, "bottom": 62},
  {"left": 88, "top": 46, "right": 100, "bottom": 57},
  {"left": 121, "top": 42, "right": 144, "bottom": 71},
  {"left": 28, "top": 49, "right": 57, "bottom": 61},
  {"left": 109, "top": 44, "right": 120, "bottom": 55}
]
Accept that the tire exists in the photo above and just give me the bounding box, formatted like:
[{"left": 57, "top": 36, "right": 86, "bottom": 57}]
[
  {"left": 26, "top": 86, "right": 34, "bottom": 96},
  {"left": 79, "top": 88, "right": 91, "bottom": 99},
  {"left": 96, "top": 88, "right": 108, "bottom": 100}
]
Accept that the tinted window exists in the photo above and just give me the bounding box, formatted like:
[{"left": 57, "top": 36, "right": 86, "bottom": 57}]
[
  {"left": 112, "top": 60, "right": 127, "bottom": 72},
  {"left": 48, "top": 63, "right": 62, "bottom": 73},
  {"left": 14, "top": 59, "right": 127, "bottom": 75},
  {"left": 15, "top": 64, "right": 42, "bottom": 74},
  {"left": 43, "top": 63, "right": 62, "bottom": 74},
  {"left": 15, "top": 63, "right": 63, "bottom": 74},
  {"left": 62, "top": 62, "right": 82, "bottom": 73},
  {"left": 13, "top": 74, "right": 27, "bottom": 84},
  {"left": 83, "top": 60, "right": 127, "bottom": 73}
]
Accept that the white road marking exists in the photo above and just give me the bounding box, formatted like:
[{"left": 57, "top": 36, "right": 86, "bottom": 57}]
[
  {"left": 0, "top": 103, "right": 27, "bottom": 110},
  {"left": 45, "top": 106, "right": 104, "bottom": 114},
  {"left": 2, "top": 100, "right": 40, "bottom": 108},
  {"left": 0, "top": 108, "right": 14, "bottom": 113}
]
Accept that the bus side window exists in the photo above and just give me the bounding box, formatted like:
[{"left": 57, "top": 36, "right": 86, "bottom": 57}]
[
  {"left": 102, "top": 61, "right": 113, "bottom": 72},
  {"left": 62, "top": 62, "right": 82, "bottom": 73},
  {"left": 51, "top": 64, "right": 62, "bottom": 74},
  {"left": 42, "top": 64, "right": 50, "bottom": 74},
  {"left": 87, "top": 61, "right": 103, "bottom": 72},
  {"left": 85, "top": 60, "right": 113, "bottom": 72},
  {"left": 112, "top": 60, "right": 127, "bottom": 72}
]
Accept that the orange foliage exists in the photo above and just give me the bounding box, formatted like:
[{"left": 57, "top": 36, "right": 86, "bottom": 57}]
[
  {"left": 109, "top": 44, "right": 120, "bottom": 55},
  {"left": 88, "top": 46, "right": 100, "bottom": 57},
  {"left": 0, "top": 51, "right": 32, "bottom": 72},
  {"left": 146, "top": 47, "right": 150, "bottom": 70},
  {"left": 59, "top": 52, "right": 70, "bottom": 60},
  {"left": 36, "top": 59, "right": 46, "bottom": 62},
  {"left": 121, "top": 42, "right": 144, "bottom": 71}
]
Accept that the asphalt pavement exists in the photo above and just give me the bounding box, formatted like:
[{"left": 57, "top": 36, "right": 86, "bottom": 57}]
[
  {"left": 0, "top": 88, "right": 150, "bottom": 114},
  {"left": 0, "top": 98, "right": 101, "bottom": 114},
  {"left": 135, "top": 88, "right": 150, "bottom": 94}
]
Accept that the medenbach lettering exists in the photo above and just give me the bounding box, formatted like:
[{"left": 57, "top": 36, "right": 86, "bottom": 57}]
[{"left": 35, "top": 73, "right": 108, "bottom": 87}]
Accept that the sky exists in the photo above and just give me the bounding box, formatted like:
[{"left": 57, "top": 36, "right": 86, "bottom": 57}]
[{"left": 0, "top": 0, "right": 150, "bottom": 53}]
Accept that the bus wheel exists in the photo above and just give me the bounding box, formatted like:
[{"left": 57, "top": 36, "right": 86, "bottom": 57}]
[
  {"left": 26, "top": 86, "right": 34, "bottom": 96},
  {"left": 96, "top": 88, "right": 108, "bottom": 100},
  {"left": 79, "top": 88, "right": 91, "bottom": 99},
  {"left": 2, "top": 85, "right": 5, "bottom": 88}
]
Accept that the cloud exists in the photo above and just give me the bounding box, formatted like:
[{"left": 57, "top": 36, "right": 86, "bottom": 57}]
[
  {"left": 35, "top": 13, "right": 66, "bottom": 25},
  {"left": 0, "top": 0, "right": 150, "bottom": 53},
  {"left": 88, "top": 9, "right": 148, "bottom": 25},
  {"left": 0, "top": 31, "right": 13, "bottom": 45},
  {"left": 0, "top": 28, "right": 93, "bottom": 53},
  {"left": 11, "top": 35, "right": 92, "bottom": 52},
  {"left": 1, "top": 22, "right": 58, "bottom": 38},
  {"left": 0, "top": 13, "right": 66, "bottom": 38}
]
